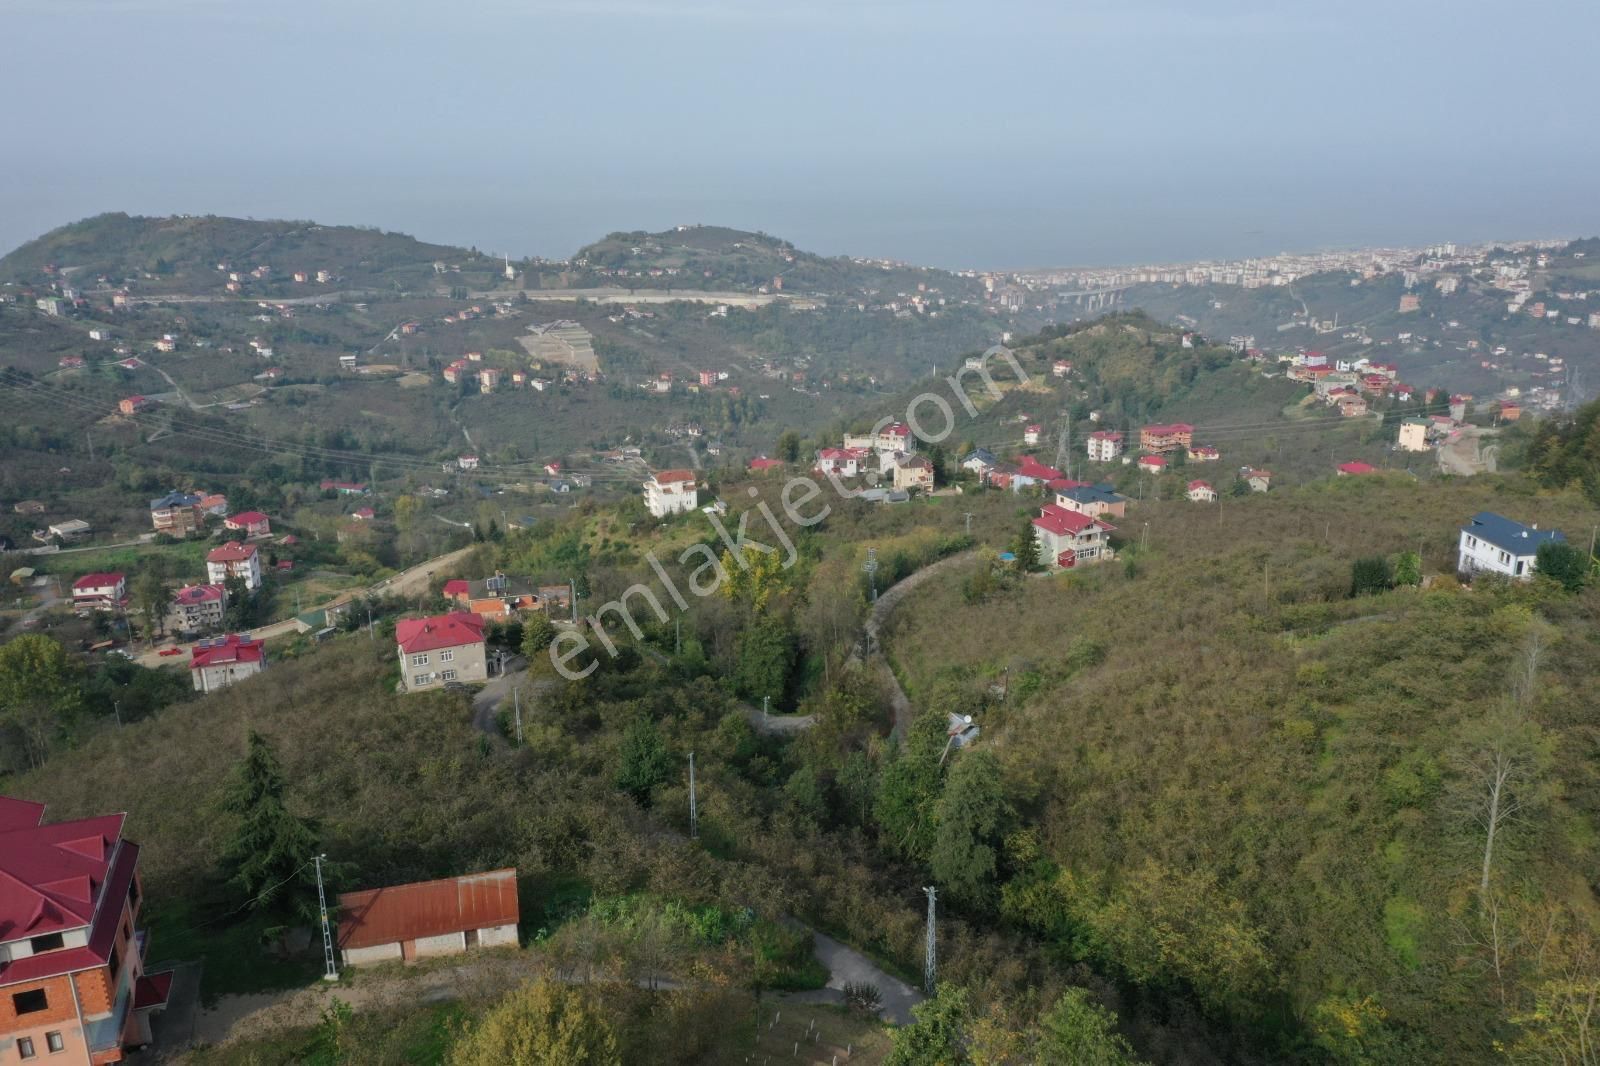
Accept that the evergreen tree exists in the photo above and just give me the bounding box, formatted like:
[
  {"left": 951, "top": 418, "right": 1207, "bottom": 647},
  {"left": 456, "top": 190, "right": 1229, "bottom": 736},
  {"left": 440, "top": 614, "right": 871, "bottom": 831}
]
[
  {"left": 219, "top": 731, "right": 321, "bottom": 924},
  {"left": 614, "top": 716, "right": 673, "bottom": 806},
  {"left": 930, "top": 750, "right": 1010, "bottom": 907},
  {"left": 1535, "top": 541, "right": 1588, "bottom": 592},
  {"left": 886, "top": 985, "right": 970, "bottom": 1066},
  {"left": 1350, "top": 556, "right": 1392, "bottom": 597}
]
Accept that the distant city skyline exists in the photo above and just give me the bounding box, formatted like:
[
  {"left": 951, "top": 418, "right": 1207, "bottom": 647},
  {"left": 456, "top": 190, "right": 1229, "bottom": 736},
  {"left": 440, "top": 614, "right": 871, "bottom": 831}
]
[{"left": 4, "top": 0, "right": 1598, "bottom": 270}]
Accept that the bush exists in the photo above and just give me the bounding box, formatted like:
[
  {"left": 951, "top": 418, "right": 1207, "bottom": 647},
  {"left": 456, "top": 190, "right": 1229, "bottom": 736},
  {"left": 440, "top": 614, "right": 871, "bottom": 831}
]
[{"left": 843, "top": 980, "right": 883, "bottom": 1016}]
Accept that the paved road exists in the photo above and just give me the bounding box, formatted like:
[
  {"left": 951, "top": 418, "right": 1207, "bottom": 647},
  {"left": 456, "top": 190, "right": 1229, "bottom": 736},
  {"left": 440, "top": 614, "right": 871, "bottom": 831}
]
[
  {"left": 132, "top": 544, "right": 478, "bottom": 666},
  {"left": 856, "top": 551, "right": 975, "bottom": 740},
  {"left": 785, "top": 931, "right": 925, "bottom": 1026}
]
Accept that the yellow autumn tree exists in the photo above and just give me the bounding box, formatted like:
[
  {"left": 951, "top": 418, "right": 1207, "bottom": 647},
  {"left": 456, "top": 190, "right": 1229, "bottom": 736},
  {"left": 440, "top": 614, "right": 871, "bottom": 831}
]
[{"left": 448, "top": 979, "right": 621, "bottom": 1066}]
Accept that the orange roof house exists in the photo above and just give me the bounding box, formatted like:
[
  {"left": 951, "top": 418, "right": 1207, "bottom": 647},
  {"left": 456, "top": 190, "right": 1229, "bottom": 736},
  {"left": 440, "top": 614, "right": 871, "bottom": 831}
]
[{"left": 337, "top": 869, "right": 519, "bottom": 966}]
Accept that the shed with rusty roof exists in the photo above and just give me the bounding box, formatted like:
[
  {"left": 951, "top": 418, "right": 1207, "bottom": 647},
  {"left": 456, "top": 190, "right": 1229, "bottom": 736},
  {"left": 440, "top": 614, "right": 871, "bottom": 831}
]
[{"left": 336, "top": 868, "right": 519, "bottom": 965}]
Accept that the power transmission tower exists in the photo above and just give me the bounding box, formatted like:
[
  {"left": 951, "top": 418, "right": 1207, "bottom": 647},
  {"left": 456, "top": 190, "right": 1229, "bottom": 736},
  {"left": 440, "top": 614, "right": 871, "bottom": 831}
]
[
  {"left": 315, "top": 854, "right": 338, "bottom": 981},
  {"left": 1053, "top": 415, "right": 1071, "bottom": 476},
  {"left": 922, "top": 886, "right": 937, "bottom": 994},
  {"left": 688, "top": 752, "right": 698, "bottom": 839}
]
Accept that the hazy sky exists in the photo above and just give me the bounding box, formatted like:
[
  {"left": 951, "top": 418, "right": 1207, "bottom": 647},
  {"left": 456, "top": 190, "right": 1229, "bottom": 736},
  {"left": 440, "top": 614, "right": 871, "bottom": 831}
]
[{"left": 3, "top": 0, "right": 1598, "bottom": 268}]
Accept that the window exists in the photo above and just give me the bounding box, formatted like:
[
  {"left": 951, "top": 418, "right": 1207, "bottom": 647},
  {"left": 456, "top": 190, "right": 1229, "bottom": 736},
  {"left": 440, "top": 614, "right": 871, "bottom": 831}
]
[
  {"left": 440, "top": 670, "right": 457, "bottom": 682},
  {"left": 13, "top": 988, "right": 48, "bottom": 1014},
  {"left": 46, "top": 1032, "right": 64, "bottom": 1053},
  {"left": 29, "top": 932, "right": 64, "bottom": 954},
  {"left": 413, "top": 674, "right": 430, "bottom": 687},
  {"left": 438, "top": 649, "right": 454, "bottom": 663},
  {"left": 409, "top": 653, "right": 429, "bottom": 666},
  {"left": 17, "top": 1036, "right": 35, "bottom": 1059},
  {"left": 129, "top": 877, "right": 140, "bottom": 908},
  {"left": 108, "top": 942, "right": 121, "bottom": 978}
]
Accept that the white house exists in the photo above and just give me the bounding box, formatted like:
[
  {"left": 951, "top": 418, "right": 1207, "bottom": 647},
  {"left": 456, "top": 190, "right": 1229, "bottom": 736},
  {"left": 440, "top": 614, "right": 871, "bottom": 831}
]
[
  {"left": 1398, "top": 419, "right": 1431, "bottom": 452},
  {"left": 644, "top": 470, "right": 699, "bottom": 518},
  {"left": 1186, "top": 480, "right": 1218, "bottom": 503},
  {"left": 189, "top": 634, "right": 267, "bottom": 693},
  {"left": 1086, "top": 431, "right": 1123, "bottom": 462},
  {"left": 206, "top": 541, "right": 263, "bottom": 590},
  {"left": 71, "top": 572, "right": 126, "bottom": 611},
  {"left": 1031, "top": 504, "right": 1115, "bottom": 569},
  {"left": 815, "top": 447, "right": 867, "bottom": 478},
  {"left": 1457, "top": 512, "right": 1565, "bottom": 581}
]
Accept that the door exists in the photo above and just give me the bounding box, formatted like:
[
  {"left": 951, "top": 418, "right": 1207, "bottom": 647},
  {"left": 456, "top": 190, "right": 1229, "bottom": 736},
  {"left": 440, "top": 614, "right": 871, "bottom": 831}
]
[
  {"left": 465, "top": 929, "right": 479, "bottom": 949},
  {"left": 401, "top": 940, "right": 417, "bottom": 963}
]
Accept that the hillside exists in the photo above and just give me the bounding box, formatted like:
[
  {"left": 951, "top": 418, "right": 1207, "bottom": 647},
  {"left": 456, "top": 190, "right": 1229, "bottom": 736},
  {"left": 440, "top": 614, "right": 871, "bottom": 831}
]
[
  {"left": 573, "top": 224, "right": 987, "bottom": 300},
  {"left": 0, "top": 212, "right": 500, "bottom": 295}
]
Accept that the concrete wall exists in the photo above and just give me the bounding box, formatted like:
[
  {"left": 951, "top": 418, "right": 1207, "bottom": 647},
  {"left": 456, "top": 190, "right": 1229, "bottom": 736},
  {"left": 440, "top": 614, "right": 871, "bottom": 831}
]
[
  {"left": 413, "top": 932, "right": 466, "bottom": 958},
  {"left": 341, "top": 942, "right": 403, "bottom": 966},
  {"left": 478, "top": 923, "right": 518, "bottom": 948}
]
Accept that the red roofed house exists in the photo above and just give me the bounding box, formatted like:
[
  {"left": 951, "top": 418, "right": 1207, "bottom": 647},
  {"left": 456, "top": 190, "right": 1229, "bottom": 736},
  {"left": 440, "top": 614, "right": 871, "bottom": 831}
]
[
  {"left": 444, "top": 573, "right": 547, "bottom": 619},
  {"left": 1245, "top": 469, "right": 1272, "bottom": 493},
  {"left": 189, "top": 634, "right": 267, "bottom": 694},
  {"left": 1187, "top": 480, "right": 1218, "bottom": 503},
  {"left": 206, "top": 541, "right": 262, "bottom": 591},
  {"left": 1337, "top": 461, "right": 1378, "bottom": 477},
  {"left": 1031, "top": 504, "right": 1115, "bottom": 569},
  {"left": 874, "top": 422, "right": 913, "bottom": 452},
  {"left": 351, "top": 506, "right": 375, "bottom": 521},
  {"left": 117, "top": 396, "right": 148, "bottom": 416},
  {"left": 71, "top": 573, "right": 126, "bottom": 612},
  {"left": 223, "top": 511, "right": 271, "bottom": 538},
  {"left": 1086, "top": 430, "right": 1123, "bottom": 462},
  {"left": 1137, "top": 455, "right": 1168, "bottom": 475},
  {"left": 815, "top": 447, "right": 866, "bottom": 478},
  {"left": 1010, "top": 455, "right": 1064, "bottom": 491},
  {"left": 747, "top": 456, "right": 783, "bottom": 473},
  {"left": 396, "top": 612, "right": 487, "bottom": 692},
  {"left": 337, "top": 868, "right": 518, "bottom": 966},
  {"left": 643, "top": 470, "right": 698, "bottom": 518},
  {"left": 0, "top": 795, "right": 170, "bottom": 1064},
  {"left": 1024, "top": 424, "right": 1043, "bottom": 446},
  {"left": 171, "top": 583, "right": 227, "bottom": 633},
  {"left": 1186, "top": 444, "right": 1220, "bottom": 463},
  {"left": 1139, "top": 423, "right": 1194, "bottom": 455}
]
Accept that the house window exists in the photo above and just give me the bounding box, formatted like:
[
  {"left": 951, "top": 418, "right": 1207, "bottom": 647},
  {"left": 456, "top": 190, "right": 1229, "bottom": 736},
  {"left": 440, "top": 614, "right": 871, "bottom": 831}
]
[
  {"left": 13, "top": 988, "right": 48, "bottom": 1014},
  {"left": 440, "top": 670, "right": 457, "bottom": 682},
  {"left": 409, "top": 653, "right": 429, "bottom": 666},
  {"left": 29, "top": 932, "right": 64, "bottom": 954},
  {"left": 46, "top": 1032, "right": 64, "bottom": 1053},
  {"left": 438, "top": 649, "right": 454, "bottom": 663},
  {"left": 413, "top": 674, "right": 430, "bottom": 687},
  {"left": 108, "top": 942, "right": 121, "bottom": 978},
  {"left": 18, "top": 1036, "right": 36, "bottom": 1059}
]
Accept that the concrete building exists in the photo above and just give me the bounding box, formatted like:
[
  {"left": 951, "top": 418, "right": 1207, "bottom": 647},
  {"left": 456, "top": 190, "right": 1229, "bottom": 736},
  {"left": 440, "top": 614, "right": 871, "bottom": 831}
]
[
  {"left": 0, "top": 796, "right": 170, "bottom": 1064},
  {"left": 1398, "top": 418, "right": 1431, "bottom": 452},
  {"left": 396, "top": 612, "right": 488, "bottom": 692},
  {"left": 644, "top": 470, "right": 699, "bottom": 518},
  {"left": 189, "top": 634, "right": 267, "bottom": 693},
  {"left": 337, "top": 869, "right": 519, "bottom": 967},
  {"left": 205, "top": 542, "right": 262, "bottom": 590},
  {"left": 171, "top": 584, "right": 227, "bottom": 633},
  {"left": 1457, "top": 512, "right": 1564, "bottom": 581}
]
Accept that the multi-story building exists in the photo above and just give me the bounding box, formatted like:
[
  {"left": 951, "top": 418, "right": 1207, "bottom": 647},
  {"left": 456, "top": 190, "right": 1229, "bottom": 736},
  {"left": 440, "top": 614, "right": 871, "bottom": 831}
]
[
  {"left": 1031, "top": 505, "right": 1115, "bottom": 569},
  {"left": 1138, "top": 423, "right": 1194, "bottom": 455},
  {"left": 148, "top": 492, "right": 203, "bottom": 536},
  {"left": 1457, "top": 512, "right": 1564, "bottom": 581},
  {"left": 0, "top": 796, "right": 171, "bottom": 1064},
  {"left": 171, "top": 584, "right": 227, "bottom": 633},
  {"left": 1398, "top": 419, "right": 1431, "bottom": 452},
  {"left": 205, "top": 542, "right": 262, "bottom": 591},
  {"left": 643, "top": 470, "right": 698, "bottom": 518},
  {"left": 189, "top": 634, "right": 267, "bottom": 693},
  {"left": 1086, "top": 431, "right": 1123, "bottom": 462},
  {"left": 71, "top": 573, "right": 126, "bottom": 612},
  {"left": 396, "top": 612, "right": 488, "bottom": 692}
]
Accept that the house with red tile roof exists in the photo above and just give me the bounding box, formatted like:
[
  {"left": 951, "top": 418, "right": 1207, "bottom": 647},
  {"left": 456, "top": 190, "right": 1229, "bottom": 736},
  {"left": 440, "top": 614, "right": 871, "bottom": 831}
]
[
  {"left": 0, "top": 796, "right": 170, "bottom": 1063},
  {"left": 643, "top": 470, "right": 698, "bottom": 518},
  {"left": 747, "top": 456, "right": 783, "bottom": 473},
  {"left": 189, "top": 634, "right": 267, "bottom": 694},
  {"left": 223, "top": 511, "right": 271, "bottom": 538},
  {"left": 337, "top": 868, "right": 518, "bottom": 966},
  {"left": 171, "top": 583, "right": 227, "bottom": 633},
  {"left": 1086, "top": 430, "right": 1123, "bottom": 462},
  {"left": 1137, "top": 455, "right": 1168, "bottom": 475},
  {"left": 1337, "top": 461, "right": 1378, "bottom": 477},
  {"left": 1187, "top": 479, "right": 1218, "bottom": 502},
  {"left": 1139, "top": 422, "right": 1194, "bottom": 454},
  {"left": 396, "top": 612, "right": 487, "bottom": 692},
  {"left": 205, "top": 541, "right": 262, "bottom": 590},
  {"left": 71, "top": 573, "right": 126, "bottom": 612},
  {"left": 1031, "top": 504, "right": 1115, "bottom": 569},
  {"left": 815, "top": 447, "right": 868, "bottom": 478}
]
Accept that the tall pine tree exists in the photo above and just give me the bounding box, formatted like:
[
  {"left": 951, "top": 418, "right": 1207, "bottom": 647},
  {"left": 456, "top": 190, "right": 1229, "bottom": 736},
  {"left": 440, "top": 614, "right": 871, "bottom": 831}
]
[{"left": 219, "top": 731, "right": 322, "bottom": 925}]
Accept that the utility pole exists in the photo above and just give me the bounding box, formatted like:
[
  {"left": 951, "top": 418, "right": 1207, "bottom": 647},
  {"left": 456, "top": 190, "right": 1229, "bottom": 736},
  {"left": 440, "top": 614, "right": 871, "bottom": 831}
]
[
  {"left": 113, "top": 701, "right": 122, "bottom": 727},
  {"left": 688, "top": 752, "right": 698, "bottom": 839},
  {"left": 762, "top": 695, "right": 770, "bottom": 721},
  {"left": 962, "top": 512, "right": 973, "bottom": 536},
  {"left": 864, "top": 547, "right": 878, "bottom": 602},
  {"left": 570, "top": 579, "right": 577, "bottom": 624},
  {"left": 1141, "top": 521, "right": 1149, "bottom": 551},
  {"left": 315, "top": 854, "right": 338, "bottom": 981},
  {"left": 675, "top": 618, "right": 681, "bottom": 656},
  {"left": 513, "top": 687, "right": 523, "bottom": 746},
  {"left": 366, "top": 606, "right": 374, "bottom": 642},
  {"left": 922, "top": 886, "right": 938, "bottom": 994}
]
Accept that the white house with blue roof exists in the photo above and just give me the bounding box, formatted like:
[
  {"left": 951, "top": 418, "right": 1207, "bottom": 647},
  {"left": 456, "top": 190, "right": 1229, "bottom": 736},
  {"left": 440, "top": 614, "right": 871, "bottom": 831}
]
[{"left": 1457, "top": 512, "right": 1565, "bottom": 580}]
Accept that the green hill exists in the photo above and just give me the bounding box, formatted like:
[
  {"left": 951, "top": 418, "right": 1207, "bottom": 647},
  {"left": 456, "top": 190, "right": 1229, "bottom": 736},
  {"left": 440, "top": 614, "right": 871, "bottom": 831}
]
[{"left": 0, "top": 212, "right": 501, "bottom": 293}]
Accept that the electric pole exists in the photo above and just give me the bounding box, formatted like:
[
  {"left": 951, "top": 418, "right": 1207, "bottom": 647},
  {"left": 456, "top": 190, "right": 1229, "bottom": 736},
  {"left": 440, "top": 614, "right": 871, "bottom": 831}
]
[
  {"left": 513, "top": 686, "right": 522, "bottom": 746},
  {"left": 315, "top": 854, "right": 338, "bottom": 981},
  {"left": 688, "top": 751, "right": 698, "bottom": 839},
  {"left": 962, "top": 512, "right": 973, "bottom": 536},
  {"left": 864, "top": 547, "right": 878, "bottom": 602},
  {"left": 922, "top": 886, "right": 937, "bottom": 994}
]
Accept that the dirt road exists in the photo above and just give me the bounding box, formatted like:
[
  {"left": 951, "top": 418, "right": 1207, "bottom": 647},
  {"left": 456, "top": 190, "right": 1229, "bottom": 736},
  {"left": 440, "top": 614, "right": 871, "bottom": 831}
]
[{"left": 133, "top": 544, "right": 478, "bottom": 667}]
